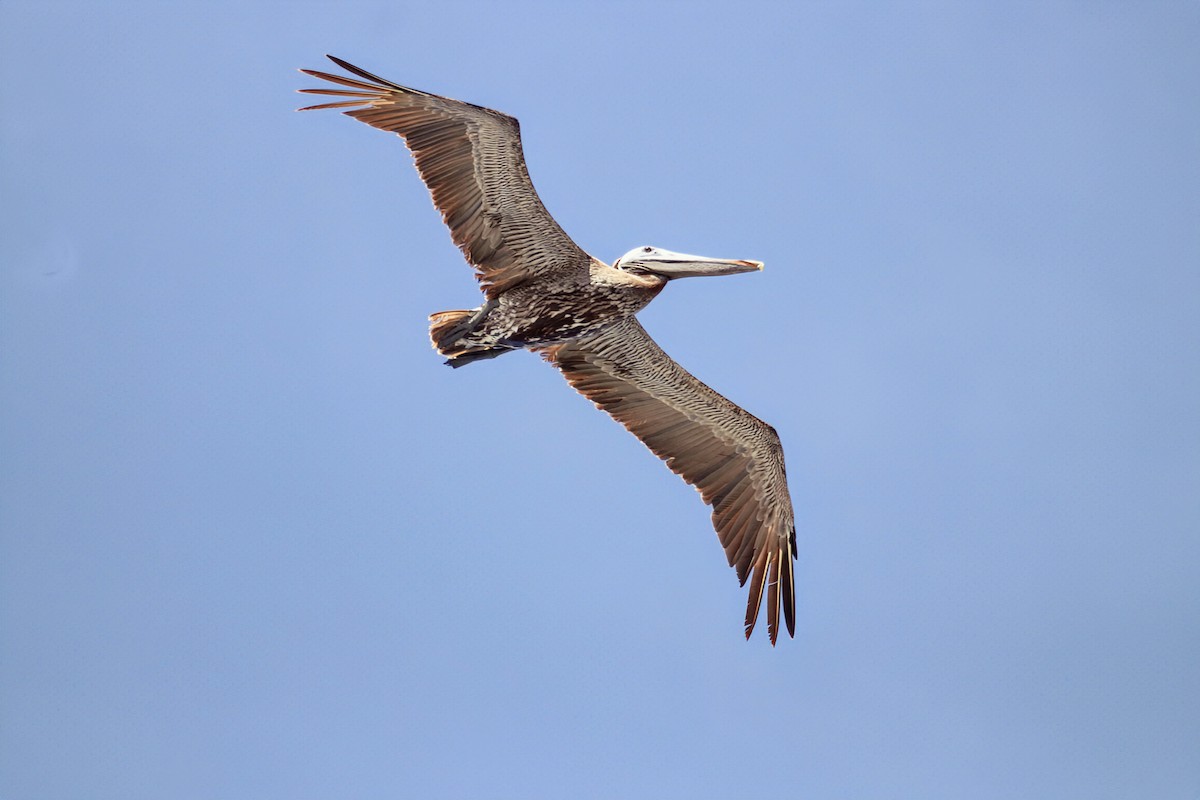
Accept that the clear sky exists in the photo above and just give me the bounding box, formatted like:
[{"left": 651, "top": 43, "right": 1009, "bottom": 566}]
[{"left": 2, "top": 2, "right": 1198, "bottom": 797}]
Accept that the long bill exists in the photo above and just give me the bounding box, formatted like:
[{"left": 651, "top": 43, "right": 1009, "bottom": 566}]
[{"left": 633, "top": 250, "right": 764, "bottom": 279}]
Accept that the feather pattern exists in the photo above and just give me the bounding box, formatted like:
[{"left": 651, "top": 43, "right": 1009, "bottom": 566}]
[
  {"left": 298, "top": 56, "right": 589, "bottom": 298},
  {"left": 541, "top": 318, "right": 797, "bottom": 643}
]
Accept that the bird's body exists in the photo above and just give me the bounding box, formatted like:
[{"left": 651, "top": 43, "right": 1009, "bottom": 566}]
[
  {"left": 431, "top": 259, "right": 665, "bottom": 362},
  {"left": 299, "top": 56, "right": 798, "bottom": 643}
]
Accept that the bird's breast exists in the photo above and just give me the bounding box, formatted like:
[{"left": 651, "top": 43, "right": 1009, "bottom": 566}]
[{"left": 492, "top": 279, "right": 662, "bottom": 347}]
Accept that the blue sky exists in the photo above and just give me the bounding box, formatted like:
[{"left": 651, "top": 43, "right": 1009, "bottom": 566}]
[{"left": 2, "top": 2, "right": 1198, "bottom": 797}]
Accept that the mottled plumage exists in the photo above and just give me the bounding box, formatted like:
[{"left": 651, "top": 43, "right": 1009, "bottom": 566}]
[{"left": 299, "top": 56, "right": 798, "bottom": 643}]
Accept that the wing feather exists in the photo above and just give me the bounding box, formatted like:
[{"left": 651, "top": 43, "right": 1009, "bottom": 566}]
[
  {"left": 298, "top": 56, "right": 589, "bottom": 297},
  {"left": 541, "top": 318, "right": 797, "bottom": 643}
]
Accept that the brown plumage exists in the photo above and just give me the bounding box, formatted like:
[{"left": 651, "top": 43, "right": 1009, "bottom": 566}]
[
  {"left": 542, "top": 319, "right": 796, "bottom": 641},
  {"left": 299, "top": 56, "right": 797, "bottom": 643},
  {"left": 299, "top": 56, "right": 585, "bottom": 299}
]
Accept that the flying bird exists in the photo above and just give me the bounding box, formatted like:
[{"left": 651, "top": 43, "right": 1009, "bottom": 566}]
[{"left": 298, "top": 56, "right": 797, "bottom": 643}]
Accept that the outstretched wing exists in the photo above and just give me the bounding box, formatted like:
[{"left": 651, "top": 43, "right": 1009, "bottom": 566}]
[
  {"left": 541, "top": 318, "right": 797, "bottom": 643},
  {"left": 298, "top": 56, "right": 590, "bottom": 298}
]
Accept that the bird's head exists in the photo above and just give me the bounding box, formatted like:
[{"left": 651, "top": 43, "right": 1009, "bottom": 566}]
[{"left": 613, "top": 246, "right": 763, "bottom": 281}]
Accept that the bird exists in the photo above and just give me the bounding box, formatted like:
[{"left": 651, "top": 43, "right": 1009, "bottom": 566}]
[{"left": 298, "top": 56, "right": 797, "bottom": 643}]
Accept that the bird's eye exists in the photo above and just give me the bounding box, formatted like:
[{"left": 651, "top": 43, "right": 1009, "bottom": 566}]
[{"left": 642, "top": 247, "right": 653, "bottom": 253}]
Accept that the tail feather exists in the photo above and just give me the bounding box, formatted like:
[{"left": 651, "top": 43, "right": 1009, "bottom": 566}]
[
  {"left": 428, "top": 309, "right": 474, "bottom": 356},
  {"left": 428, "top": 308, "right": 514, "bottom": 367}
]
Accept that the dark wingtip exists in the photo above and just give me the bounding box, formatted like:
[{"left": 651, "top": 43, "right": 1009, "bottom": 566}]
[
  {"left": 326, "top": 54, "right": 366, "bottom": 77},
  {"left": 296, "top": 68, "right": 313, "bottom": 111},
  {"left": 782, "top": 541, "right": 797, "bottom": 639}
]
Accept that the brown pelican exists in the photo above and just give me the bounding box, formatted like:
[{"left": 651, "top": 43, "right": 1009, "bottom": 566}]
[{"left": 298, "top": 56, "right": 797, "bottom": 643}]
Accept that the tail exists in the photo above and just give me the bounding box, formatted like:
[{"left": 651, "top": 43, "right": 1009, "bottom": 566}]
[
  {"left": 428, "top": 309, "right": 513, "bottom": 368},
  {"left": 428, "top": 309, "right": 474, "bottom": 356}
]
